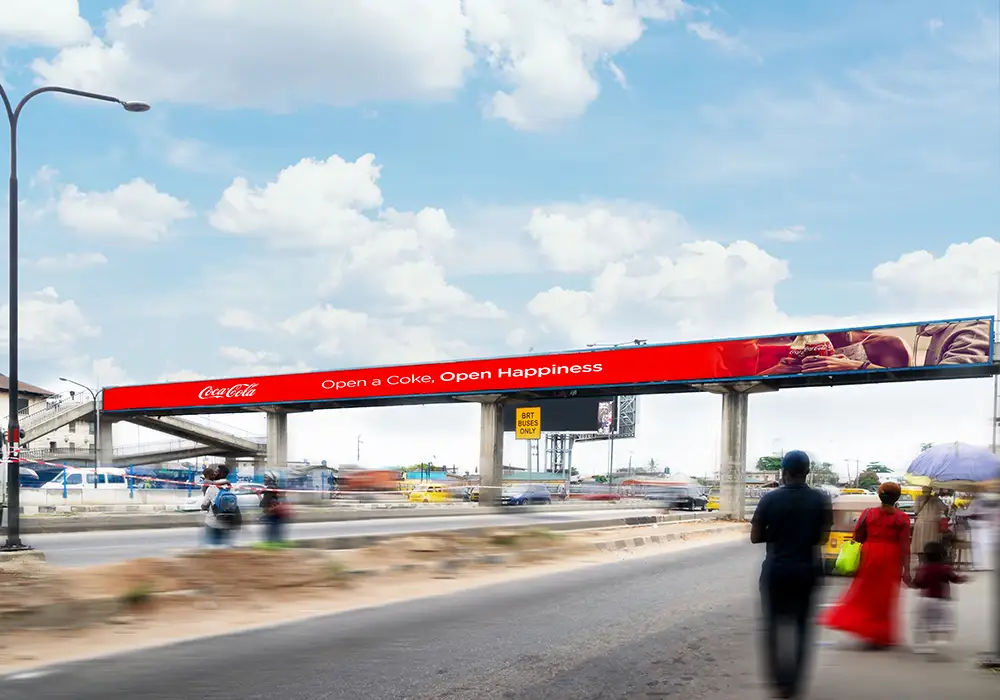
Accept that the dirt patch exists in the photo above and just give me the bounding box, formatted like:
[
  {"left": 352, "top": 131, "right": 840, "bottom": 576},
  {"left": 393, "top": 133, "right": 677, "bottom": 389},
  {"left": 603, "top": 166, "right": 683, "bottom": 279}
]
[
  {"left": 0, "top": 522, "right": 740, "bottom": 635},
  {"left": 0, "top": 527, "right": 745, "bottom": 676}
]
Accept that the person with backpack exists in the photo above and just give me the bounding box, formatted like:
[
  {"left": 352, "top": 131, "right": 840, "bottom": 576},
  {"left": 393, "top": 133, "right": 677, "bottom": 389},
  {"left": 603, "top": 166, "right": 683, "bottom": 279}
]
[
  {"left": 201, "top": 464, "right": 241, "bottom": 547},
  {"left": 258, "top": 470, "right": 289, "bottom": 545}
]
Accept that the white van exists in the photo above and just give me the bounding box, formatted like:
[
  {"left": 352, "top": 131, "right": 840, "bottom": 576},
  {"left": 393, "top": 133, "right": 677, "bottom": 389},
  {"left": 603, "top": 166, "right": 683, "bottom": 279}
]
[{"left": 41, "top": 467, "right": 129, "bottom": 490}]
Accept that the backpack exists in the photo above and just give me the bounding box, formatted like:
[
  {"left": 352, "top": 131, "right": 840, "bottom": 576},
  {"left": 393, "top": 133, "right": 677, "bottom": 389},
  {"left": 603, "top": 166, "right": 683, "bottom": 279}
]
[{"left": 212, "top": 487, "right": 241, "bottom": 525}]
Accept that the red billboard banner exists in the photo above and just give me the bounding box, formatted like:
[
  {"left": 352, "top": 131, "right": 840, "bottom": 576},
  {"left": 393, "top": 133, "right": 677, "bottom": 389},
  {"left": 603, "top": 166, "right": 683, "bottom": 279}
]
[{"left": 102, "top": 317, "right": 995, "bottom": 412}]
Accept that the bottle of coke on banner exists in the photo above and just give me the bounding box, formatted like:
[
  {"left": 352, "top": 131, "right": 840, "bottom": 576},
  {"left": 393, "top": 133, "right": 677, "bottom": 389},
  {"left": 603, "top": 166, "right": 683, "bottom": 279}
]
[{"left": 787, "top": 334, "right": 836, "bottom": 360}]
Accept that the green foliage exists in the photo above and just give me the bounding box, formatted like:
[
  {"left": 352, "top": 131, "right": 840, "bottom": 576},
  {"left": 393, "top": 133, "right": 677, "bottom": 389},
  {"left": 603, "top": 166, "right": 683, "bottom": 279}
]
[
  {"left": 857, "top": 471, "right": 881, "bottom": 490},
  {"left": 756, "top": 455, "right": 783, "bottom": 472}
]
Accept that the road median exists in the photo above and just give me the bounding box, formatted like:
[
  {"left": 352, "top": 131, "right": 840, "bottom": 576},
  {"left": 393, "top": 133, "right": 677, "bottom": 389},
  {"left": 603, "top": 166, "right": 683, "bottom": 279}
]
[
  {"left": 2, "top": 500, "right": 666, "bottom": 534},
  {"left": 0, "top": 518, "right": 741, "bottom": 642}
]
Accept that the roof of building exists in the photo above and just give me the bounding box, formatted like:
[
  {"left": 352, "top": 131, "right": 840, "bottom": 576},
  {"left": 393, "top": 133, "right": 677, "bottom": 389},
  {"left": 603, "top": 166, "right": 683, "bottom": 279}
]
[{"left": 0, "top": 375, "right": 55, "bottom": 397}]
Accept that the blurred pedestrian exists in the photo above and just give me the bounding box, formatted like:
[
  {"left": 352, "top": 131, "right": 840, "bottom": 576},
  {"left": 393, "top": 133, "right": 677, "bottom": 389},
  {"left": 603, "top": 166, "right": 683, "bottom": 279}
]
[
  {"left": 201, "top": 464, "right": 241, "bottom": 547},
  {"left": 750, "top": 450, "right": 833, "bottom": 699},
  {"left": 258, "top": 470, "right": 289, "bottom": 545},
  {"left": 912, "top": 541, "right": 967, "bottom": 654},
  {"left": 821, "top": 482, "right": 912, "bottom": 648},
  {"left": 912, "top": 487, "right": 947, "bottom": 565}
]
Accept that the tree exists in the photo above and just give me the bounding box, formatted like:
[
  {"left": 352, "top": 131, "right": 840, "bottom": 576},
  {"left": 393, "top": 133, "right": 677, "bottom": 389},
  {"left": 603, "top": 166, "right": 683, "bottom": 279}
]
[
  {"left": 647, "top": 457, "right": 658, "bottom": 471},
  {"left": 857, "top": 471, "right": 880, "bottom": 490},
  {"left": 810, "top": 461, "right": 840, "bottom": 486},
  {"left": 756, "top": 455, "right": 782, "bottom": 472},
  {"left": 865, "top": 461, "right": 892, "bottom": 474}
]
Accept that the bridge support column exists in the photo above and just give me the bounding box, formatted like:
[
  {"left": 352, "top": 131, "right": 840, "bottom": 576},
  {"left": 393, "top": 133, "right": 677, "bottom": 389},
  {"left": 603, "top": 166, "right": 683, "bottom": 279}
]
[
  {"left": 719, "top": 390, "right": 749, "bottom": 520},
  {"left": 265, "top": 411, "right": 288, "bottom": 474},
  {"left": 478, "top": 400, "right": 504, "bottom": 508},
  {"left": 96, "top": 414, "right": 115, "bottom": 468}
]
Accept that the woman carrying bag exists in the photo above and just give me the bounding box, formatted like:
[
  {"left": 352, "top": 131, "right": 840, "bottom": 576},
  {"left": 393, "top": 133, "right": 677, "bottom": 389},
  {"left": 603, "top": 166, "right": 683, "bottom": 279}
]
[{"left": 822, "top": 482, "right": 912, "bottom": 648}]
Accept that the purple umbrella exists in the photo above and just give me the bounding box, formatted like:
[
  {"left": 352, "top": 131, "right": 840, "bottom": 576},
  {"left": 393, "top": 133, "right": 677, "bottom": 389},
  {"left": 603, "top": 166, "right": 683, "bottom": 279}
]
[{"left": 905, "top": 442, "right": 1000, "bottom": 490}]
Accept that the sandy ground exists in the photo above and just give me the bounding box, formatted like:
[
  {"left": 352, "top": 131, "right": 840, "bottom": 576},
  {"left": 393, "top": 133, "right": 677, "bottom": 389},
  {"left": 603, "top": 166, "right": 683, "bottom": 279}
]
[{"left": 0, "top": 527, "right": 746, "bottom": 676}]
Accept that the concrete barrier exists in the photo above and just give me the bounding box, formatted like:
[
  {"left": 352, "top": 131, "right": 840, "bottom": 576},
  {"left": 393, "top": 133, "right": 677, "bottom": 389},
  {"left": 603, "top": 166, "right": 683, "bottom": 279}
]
[{"left": 1, "top": 501, "right": 683, "bottom": 535}]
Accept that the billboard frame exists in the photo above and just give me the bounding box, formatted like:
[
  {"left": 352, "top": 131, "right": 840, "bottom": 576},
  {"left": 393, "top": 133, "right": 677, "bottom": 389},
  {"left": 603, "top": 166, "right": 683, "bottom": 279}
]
[{"left": 102, "top": 315, "right": 998, "bottom": 416}]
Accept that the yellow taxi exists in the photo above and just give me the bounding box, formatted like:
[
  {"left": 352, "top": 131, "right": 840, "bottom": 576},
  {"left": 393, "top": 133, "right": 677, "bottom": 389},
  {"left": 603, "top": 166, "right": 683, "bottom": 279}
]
[
  {"left": 823, "top": 493, "right": 880, "bottom": 574},
  {"left": 706, "top": 495, "right": 720, "bottom": 511},
  {"left": 407, "top": 484, "right": 450, "bottom": 504}
]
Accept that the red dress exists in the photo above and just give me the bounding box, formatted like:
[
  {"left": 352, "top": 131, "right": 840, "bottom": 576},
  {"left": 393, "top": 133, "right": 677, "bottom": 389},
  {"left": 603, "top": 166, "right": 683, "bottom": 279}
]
[{"left": 821, "top": 506, "right": 911, "bottom": 646}]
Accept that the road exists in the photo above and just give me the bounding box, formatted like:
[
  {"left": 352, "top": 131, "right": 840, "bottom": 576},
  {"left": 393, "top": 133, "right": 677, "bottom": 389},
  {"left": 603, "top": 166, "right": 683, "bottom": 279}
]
[
  {"left": 29, "top": 507, "right": 667, "bottom": 567},
  {"left": 5, "top": 539, "right": 764, "bottom": 700}
]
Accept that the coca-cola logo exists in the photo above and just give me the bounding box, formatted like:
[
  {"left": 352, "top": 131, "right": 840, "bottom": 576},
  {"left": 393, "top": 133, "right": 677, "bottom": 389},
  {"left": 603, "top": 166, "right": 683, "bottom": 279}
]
[{"left": 197, "top": 383, "right": 259, "bottom": 401}]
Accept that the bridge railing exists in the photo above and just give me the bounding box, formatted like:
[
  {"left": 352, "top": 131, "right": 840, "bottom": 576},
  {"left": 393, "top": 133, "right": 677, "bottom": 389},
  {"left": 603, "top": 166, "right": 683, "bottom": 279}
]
[
  {"left": 4, "top": 397, "right": 92, "bottom": 432},
  {"left": 113, "top": 438, "right": 210, "bottom": 457},
  {"left": 182, "top": 415, "right": 266, "bottom": 444}
]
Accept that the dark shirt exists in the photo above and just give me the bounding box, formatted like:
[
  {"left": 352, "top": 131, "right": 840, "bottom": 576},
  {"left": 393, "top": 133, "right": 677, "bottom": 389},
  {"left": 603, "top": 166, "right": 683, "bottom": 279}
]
[
  {"left": 913, "top": 562, "right": 964, "bottom": 599},
  {"left": 752, "top": 484, "right": 833, "bottom": 581},
  {"left": 259, "top": 488, "right": 280, "bottom": 512}
]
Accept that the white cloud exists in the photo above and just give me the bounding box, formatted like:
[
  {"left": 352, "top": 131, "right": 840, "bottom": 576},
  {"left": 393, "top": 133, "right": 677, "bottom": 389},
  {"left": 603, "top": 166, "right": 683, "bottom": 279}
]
[
  {"left": 281, "top": 304, "right": 475, "bottom": 365},
  {"left": 685, "top": 21, "right": 756, "bottom": 58},
  {"left": 92, "top": 357, "right": 129, "bottom": 386},
  {"left": 219, "top": 346, "right": 310, "bottom": 378},
  {"left": 210, "top": 153, "right": 501, "bottom": 318},
  {"left": 527, "top": 204, "right": 688, "bottom": 273},
  {"left": 0, "top": 0, "right": 91, "bottom": 47},
  {"left": 926, "top": 18, "right": 944, "bottom": 35},
  {"left": 467, "top": 0, "right": 688, "bottom": 129},
  {"left": 56, "top": 178, "right": 193, "bottom": 241},
  {"left": 873, "top": 237, "right": 1000, "bottom": 317},
  {"left": 528, "top": 239, "right": 790, "bottom": 347},
  {"left": 217, "top": 309, "right": 266, "bottom": 332},
  {"left": 156, "top": 369, "right": 207, "bottom": 383},
  {"left": 0, "top": 287, "right": 99, "bottom": 359},
  {"left": 33, "top": 0, "right": 691, "bottom": 130},
  {"left": 763, "top": 225, "right": 809, "bottom": 242},
  {"left": 33, "top": 252, "right": 108, "bottom": 271}
]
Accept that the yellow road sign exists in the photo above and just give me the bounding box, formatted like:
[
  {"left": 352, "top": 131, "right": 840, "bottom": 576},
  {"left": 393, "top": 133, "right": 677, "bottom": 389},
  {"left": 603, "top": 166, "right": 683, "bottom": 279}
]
[{"left": 515, "top": 407, "right": 541, "bottom": 440}]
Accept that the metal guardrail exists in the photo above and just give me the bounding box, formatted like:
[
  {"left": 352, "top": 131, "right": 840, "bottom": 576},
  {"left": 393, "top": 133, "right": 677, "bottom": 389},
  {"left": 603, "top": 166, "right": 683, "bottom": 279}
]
[
  {"left": 4, "top": 398, "right": 91, "bottom": 432},
  {"left": 113, "top": 438, "right": 212, "bottom": 457},
  {"left": 184, "top": 415, "right": 266, "bottom": 444}
]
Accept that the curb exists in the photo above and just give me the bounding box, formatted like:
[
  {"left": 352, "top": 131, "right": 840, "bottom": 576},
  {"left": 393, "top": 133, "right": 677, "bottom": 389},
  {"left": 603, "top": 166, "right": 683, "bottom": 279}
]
[{"left": 590, "top": 523, "right": 747, "bottom": 552}]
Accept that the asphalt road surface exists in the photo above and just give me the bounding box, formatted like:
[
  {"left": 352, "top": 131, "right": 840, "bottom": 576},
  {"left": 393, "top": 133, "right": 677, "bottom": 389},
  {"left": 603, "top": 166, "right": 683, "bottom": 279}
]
[
  {"left": 5, "top": 538, "right": 764, "bottom": 700},
  {"left": 28, "top": 507, "right": 666, "bottom": 567}
]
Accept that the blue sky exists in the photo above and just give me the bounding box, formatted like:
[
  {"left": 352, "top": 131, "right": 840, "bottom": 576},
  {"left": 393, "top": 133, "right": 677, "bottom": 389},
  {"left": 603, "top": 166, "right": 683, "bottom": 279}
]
[{"left": 1, "top": 0, "right": 998, "bottom": 474}]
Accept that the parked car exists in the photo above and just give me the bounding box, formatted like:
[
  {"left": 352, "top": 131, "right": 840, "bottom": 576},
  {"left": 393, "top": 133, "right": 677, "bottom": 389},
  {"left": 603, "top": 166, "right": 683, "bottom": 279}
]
[
  {"left": 408, "top": 484, "right": 450, "bottom": 504},
  {"left": 501, "top": 484, "right": 552, "bottom": 506},
  {"left": 646, "top": 485, "right": 709, "bottom": 510}
]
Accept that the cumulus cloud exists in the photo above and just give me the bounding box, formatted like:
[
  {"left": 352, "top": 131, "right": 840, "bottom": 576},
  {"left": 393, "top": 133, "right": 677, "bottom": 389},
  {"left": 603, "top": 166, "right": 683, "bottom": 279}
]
[
  {"left": 56, "top": 178, "right": 193, "bottom": 241},
  {"left": 32, "top": 252, "right": 108, "bottom": 271},
  {"left": 0, "top": 0, "right": 91, "bottom": 47},
  {"left": 209, "top": 153, "right": 501, "bottom": 319},
  {"left": 31, "top": 0, "right": 705, "bottom": 130},
  {"left": 0, "top": 287, "right": 99, "bottom": 359}
]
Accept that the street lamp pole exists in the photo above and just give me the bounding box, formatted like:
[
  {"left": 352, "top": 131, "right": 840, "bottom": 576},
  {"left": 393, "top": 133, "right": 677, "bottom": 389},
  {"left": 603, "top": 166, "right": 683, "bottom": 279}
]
[
  {"left": 59, "top": 378, "right": 101, "bottom": 487},
  {"left": 1, "top": 83, "right": 149, "bottom": 551}
]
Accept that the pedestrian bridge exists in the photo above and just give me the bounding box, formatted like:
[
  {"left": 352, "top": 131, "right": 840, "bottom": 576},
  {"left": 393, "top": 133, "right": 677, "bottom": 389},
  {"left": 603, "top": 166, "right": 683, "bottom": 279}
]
[{"left": 10, "top": 398, "right": 266, "bottom": 468}]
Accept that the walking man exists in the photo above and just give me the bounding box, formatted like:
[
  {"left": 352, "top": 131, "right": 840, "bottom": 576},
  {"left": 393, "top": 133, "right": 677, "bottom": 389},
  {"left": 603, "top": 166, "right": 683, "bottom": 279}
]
[{"left": 750, "top": 450, "right": 833, "bottom": 699}]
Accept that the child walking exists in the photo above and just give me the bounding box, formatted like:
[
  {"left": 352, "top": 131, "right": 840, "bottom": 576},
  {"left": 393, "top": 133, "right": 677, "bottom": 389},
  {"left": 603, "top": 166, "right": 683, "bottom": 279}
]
[{"left": 911, "top": 541, "right": 967, "bottom": 654}]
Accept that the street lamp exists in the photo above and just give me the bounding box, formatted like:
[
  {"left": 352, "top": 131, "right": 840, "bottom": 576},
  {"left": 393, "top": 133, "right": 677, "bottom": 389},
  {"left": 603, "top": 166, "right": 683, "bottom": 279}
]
[
  {"left": 59, "top": 378, "right": 102, "bottom": 489},
  {"left": 1, "top": 83, "right": 149, "bottom": 551}
]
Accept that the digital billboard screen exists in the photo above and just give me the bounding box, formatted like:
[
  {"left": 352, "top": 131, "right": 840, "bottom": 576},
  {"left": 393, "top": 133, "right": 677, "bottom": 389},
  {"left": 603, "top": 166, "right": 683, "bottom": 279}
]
[
  {"left": 103, "top": 317, "right": 994, "bottom": 413},
  {"left": 502, "top": 397, "right": 618, "bottom": 433}
]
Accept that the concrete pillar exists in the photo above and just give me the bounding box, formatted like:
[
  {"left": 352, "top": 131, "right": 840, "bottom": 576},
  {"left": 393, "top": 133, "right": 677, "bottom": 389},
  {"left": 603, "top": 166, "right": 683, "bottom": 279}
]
[
  {"left": 265, "top": 411, "right": 289, "bottom": 473},
  {"left": 96, "top": 413, "right": 115, "bottom": 467},
  {"left": 719, "top": 390, "right": 749, "bottom": 520},
  {"left": 478, "top": 401, "right": 504, "bottom": 507}
]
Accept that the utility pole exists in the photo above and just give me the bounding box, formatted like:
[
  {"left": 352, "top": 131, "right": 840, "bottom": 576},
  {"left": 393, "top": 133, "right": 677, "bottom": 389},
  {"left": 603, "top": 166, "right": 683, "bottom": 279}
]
[{"left": 356, "top": 434, "right": 362, "bottom": 463}]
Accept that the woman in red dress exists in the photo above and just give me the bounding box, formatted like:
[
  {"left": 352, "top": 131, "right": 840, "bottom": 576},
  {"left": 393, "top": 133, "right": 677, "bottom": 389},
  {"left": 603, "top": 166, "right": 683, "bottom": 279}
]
[{"left": 822, "top": 482, "right": 912, "bottom": 647}]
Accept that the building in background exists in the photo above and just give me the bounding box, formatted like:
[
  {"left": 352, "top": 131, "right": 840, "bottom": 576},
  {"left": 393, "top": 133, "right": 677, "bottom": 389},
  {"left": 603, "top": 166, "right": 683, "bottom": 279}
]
[{"left": 0, "top": 377, "right": 96, "bottom": 463}]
